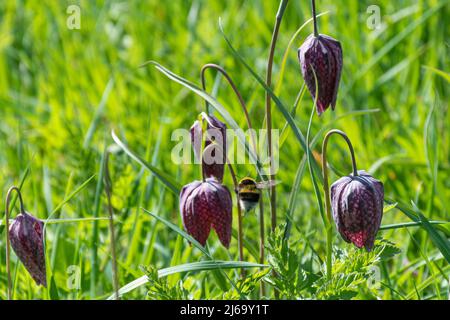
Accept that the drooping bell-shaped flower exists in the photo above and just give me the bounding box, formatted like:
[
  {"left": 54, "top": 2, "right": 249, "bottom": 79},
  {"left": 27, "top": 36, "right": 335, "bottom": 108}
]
[
  {"left": 179, "top": 178, "right": 232, "bottom": 248},
  {"left": 9, "top": 211, "right": 47, "bottom": 287},
  {"left": 330, "top": 170, "right": 384, "bottom": 251},
  {"left": 202, "top": 143, "right": 225, "bottom": 184},
  {"left": 298, "top": 34, "right": 343, "bottom": 115},
  {"left": 190, "top": 113, "right": 227, "bottom": 182}
]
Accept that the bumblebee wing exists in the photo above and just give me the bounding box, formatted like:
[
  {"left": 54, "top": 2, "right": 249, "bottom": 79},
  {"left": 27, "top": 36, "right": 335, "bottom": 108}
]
[{"left": 255, "top": 180, "right": 282, "bottom": 189}]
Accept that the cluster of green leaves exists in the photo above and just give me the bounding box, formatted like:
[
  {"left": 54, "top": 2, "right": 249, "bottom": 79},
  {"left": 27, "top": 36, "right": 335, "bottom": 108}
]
[
  {"left": 143, "top": 265, "right": 190, "bottom": 300},
  {"left": 141, "top": 264, "right": 268, "bottom": 300},
  {"left": 265, "top": 225, "right": 401, "bottom": 300},
  {"left": 265, "top": 225, "right": 318, "bottom": 298},
  {"left": 313, "top": 240, "right": 401, "bottom": 299},
  {"left": 221, "top": 270, "right": 269, "bottom": 300}
]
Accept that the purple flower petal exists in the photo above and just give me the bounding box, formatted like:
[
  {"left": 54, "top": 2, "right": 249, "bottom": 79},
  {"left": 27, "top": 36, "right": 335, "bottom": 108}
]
[
  {"left": 9, "top": 212, "right": 47, "bottom": 287},
  {"left": 298, "top": 34, "right": 343, "bottom": 115},
  {"left": 179, "top": 178, "right": 232, "bottom": 248},
  {"left": 330, "top": 171, "right": 384, "bottom": 251}
]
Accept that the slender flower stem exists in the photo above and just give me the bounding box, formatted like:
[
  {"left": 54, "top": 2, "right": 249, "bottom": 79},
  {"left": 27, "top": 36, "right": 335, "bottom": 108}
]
[
  {"left": 201, "top": 131, "right": 245, "bottom": 275},
  {"left": 104, "top": 152, "right": 120, "bottom": 300},
  {"left": 266, "top": 0, "right": 288, "bottom": 234},
  {"left": 200, "top": 63, "right": 258, "bottom": 154},
  {"left": 265, "top": 0, "right": 288, "bottom": 299},
  {"left": 311, "top": 0, "right": 319, "bottom": 37},
  {"left": 258, "top": 198, "right": 266, "bottom": 296},
  {"left": 4, "top": 186, "right": 26, "bottom": 300},
  {"left": 321, "top": 129, "right": 358, "bottom": 280},
  {"left": 201, "top": 64, "right": 259, "bottom": 276},
  {"left": 226, "top": 160, "right": 245, "bottom": 277}
]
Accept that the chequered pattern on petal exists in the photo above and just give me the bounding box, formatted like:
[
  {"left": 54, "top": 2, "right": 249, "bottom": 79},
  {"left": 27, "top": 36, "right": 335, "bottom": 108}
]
[
  {"left": 331, "top": 176, "right": 352, "bottom": 243},
  {"left": 190, "top": 114, "right": 227, "bottom": 182},
  {"left": 179, "top": 179, "right": 232, "bottom": 248},
  {"left": 180, "top": 181, "right": 210, "bottom": 246},
  {"left": 330, "top": 170, "right": 384, "bottom": 251},
  {"left": 202, "top": 143, "right": 225, "bottom": 184},
  {"left": 9, "top": 212, "right": 47, "bottom": 287},
  {"left": 298, "top": 34, "right": 343, "bottom": 115},
  {"left": 207, "top": 182, "right": 232, "bottom": 248}
]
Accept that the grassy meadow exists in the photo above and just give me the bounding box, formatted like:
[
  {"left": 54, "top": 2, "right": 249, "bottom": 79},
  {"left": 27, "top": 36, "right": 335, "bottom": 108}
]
[{"left": 0, "top": 0, "right": 449, "bottom": 300}]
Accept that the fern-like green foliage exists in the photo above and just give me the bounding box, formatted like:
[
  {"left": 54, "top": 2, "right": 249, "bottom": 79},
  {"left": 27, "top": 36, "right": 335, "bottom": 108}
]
[
  {"left": 143, "top": 265, "right": 268, "bottom": 300},
  {"left": 266, "top": 225, "right": 401, "bottom": 300},
  {"left": 265, "top": 225, "right": 319, "bottom": 299},
  {"left": 314, "top": 239, "right": 401, "bottom": 299},
  {"left": 221, "top": 270, "right": 270, "bottom": 300},
  {"left": 143, "top": 266, "right": 190, "bottom": 300}
]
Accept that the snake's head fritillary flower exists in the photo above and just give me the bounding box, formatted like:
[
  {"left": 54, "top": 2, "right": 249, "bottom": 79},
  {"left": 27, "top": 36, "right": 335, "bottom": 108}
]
[
  {"left": 331, "top": 170, "right": 384, "bottom": 251},
  {"left": 298, "top": 34, "right": 343, "bottom": 115},
  {"left": 190, "top": 114, "right": 227, "bottom": 182},
  {"left": 179, "top": 178, "right": 232, "bottom": 248},
  {"left": 9, "top": 212, "right": 47, "bottom": 287}
]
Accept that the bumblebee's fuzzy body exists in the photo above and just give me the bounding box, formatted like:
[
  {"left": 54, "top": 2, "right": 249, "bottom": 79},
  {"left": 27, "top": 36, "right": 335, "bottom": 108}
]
[{"left": 237, "top": 177, "right": 261, "bottom": 213}]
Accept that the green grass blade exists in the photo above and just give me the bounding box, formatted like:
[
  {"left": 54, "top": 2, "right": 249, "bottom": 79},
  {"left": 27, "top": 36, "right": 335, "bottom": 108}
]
[
  {"left": 348, "top": 2, "right": 446, "bottom": 90},
  {"left": 284, "top": 156, "right": 307, "bottom": 240},
  {"left": 142, "top": 208, "right": 209, "bottom": 256},
  {"left": 159, "top": 261, "right": 266, "bottom": 277},
  {"left": 422, "top": 65, "right": 450, "bottom": 83},
  {"left": 140, "top": 60, "right": 263, "bottom": 177},
  {"left": 219, "top": 18, "right": 323, "bottom": 183},
  {"left": 142, "top": 208, "right": 244, "bottom": 293},
  {"left": 90, "top": 147, "right": 107, "bottom": 297},
  {"left": 388, "top": 199, "right": 450, "bottom": 263},
  {"left": 275, "top": 11, "right": 329, "bottom": 94},
  {"left": 46, "top": 174, "right": 97, "bottom": 220},
  {"left": 2, "top": 217, "right": 113, "bottom": 231},
  {"left": 112, "top": 130, "right": 182, "bottom": 195},
  {"left": 379, "top": 221, "right": 447, "bottom": 231},
  {"left": 415, "top": 206, "right": 450, "bottom": 264},
  {"left": 83, "top": 78, "right": 114, "bottom": 149},
  {"left": 405, "top": 265, "right": 450, "bottom": 299},
  {"left": 107, "top": 260, "right": 266, "bottom": 300}
]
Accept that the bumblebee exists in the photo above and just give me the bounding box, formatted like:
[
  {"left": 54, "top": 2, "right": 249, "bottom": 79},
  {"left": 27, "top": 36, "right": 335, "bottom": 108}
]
[{"left": 237, "top": 177, "right": 280, "bottom": 213}]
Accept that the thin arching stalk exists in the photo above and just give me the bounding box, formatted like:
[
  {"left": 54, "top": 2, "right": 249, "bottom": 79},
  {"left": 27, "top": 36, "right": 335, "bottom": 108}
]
[
  {"left": 311, "top": 0, "right": 319, "bottom": 37},
  {"left": 226, "top": 160, "right": 245, "bottom": 277},
  {"left": 266, "top": 0, "right": 288, "bottom": 233},
  {"left": 103, "top": 151, "right": 120, "bottom": 300},
  {"left": 4, "top": 186, "right": 26, "bottom": 300},
  {"left": 200, "top": 63, "right": 258, "bottom": 275},
  {"left": 321, "top": 129, "right": 359, "bottom": 280},
  {"left": 200, "top": 63, "right": 258, "bottom": 154},
  {"left": 258, "top": 197, "right": 265, "bottom": 296},
  {"left": 201, "top": 121, "right": 245, "bottom": 268}
]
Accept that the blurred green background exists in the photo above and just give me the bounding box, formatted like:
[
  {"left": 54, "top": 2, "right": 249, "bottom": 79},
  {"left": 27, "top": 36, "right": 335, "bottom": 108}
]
[{"left": 0, "top": 0, "right": 448, "bottom": 299}]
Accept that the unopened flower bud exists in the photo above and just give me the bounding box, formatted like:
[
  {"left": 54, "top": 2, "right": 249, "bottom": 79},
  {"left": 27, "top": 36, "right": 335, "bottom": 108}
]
[
  {"left": 190, "top": 114, "right": 227, "bottom": 182},
  {"left": 9, "top": 212, "right": 47, "bottom": 287},
  {"left": 331, "top": 170, "right": 384, "bottom": 251},
  {"left": 179, "top": 178, "right": 232, "bottom": 248},
  {"left": 298, "top": 34, "right": 343, "bottom": 115}
]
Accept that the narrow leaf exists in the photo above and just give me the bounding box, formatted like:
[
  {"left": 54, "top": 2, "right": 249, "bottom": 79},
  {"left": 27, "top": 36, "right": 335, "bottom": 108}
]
[{"left": 112, "top": 130, "right": 182, "bottom": 194}]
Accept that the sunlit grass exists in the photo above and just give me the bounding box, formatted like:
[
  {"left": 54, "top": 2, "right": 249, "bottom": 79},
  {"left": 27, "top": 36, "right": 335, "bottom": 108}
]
[{"left": 0, "top": 0, "right": 448, "bottom": 300}]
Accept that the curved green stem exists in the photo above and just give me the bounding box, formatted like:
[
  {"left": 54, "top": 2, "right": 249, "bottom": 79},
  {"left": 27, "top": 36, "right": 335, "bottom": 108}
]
[
  {"left": 266, "top": 0, "right": 288, "bottom": 236},
  {"left": 275, "top": 11, "right": 329, "bottom": 95},
  {"left": 265, "top": 0, "right": 288, "bottom": 299},
  {"left": 321, "top": 129, "right": 359, "bottom": 280},
  {"left": 200, "top": 63, "right": 258, "bottom": 155},
  {"left": 4, "top": 186, "right": 26, "bottom": 300},
  {"left": 103, "top": 151, "right": 120, "bottom": 300},
  {"left": 201, "top": 64, "right": 260, "bottom": 278},
  {"left": 311, "top": 0, "right": 319, "bottom": 37},
  {"left": 226, "top": 160, "right": 245, "bottom": 277}
]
